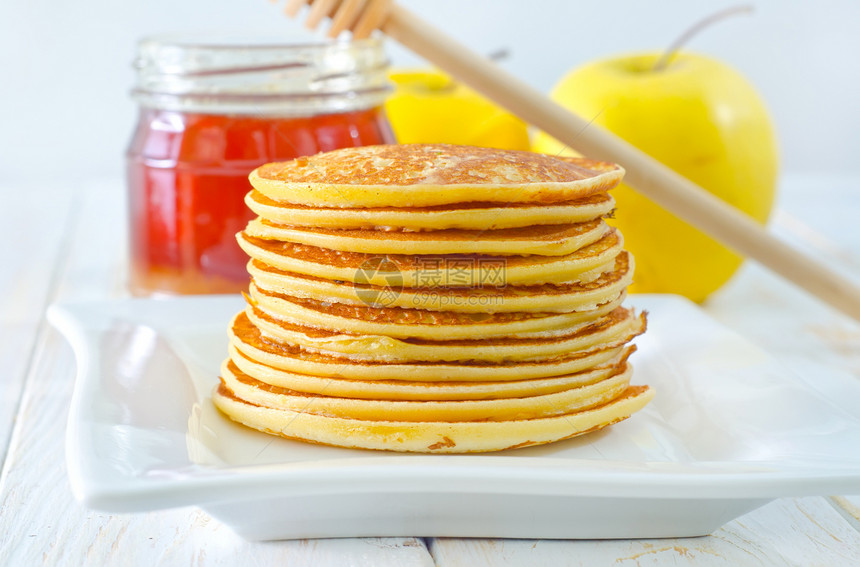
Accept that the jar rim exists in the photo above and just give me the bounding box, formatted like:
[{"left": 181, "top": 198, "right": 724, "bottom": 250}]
[
  {"left": 132, "top": 31, "right": 392, "bottom": 115},
  {"left": 135, "top": 31, "right": 385, "bottom": 54}
]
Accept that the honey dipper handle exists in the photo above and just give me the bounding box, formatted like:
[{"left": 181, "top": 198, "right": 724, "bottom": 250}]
[{"left": 381, "top": 4, "right": 860, "bottom": 322}]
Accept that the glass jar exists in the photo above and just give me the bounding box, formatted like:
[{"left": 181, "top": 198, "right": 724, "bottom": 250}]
[{"left": 126, "top": 34, "right": 395, "bottom": 295}]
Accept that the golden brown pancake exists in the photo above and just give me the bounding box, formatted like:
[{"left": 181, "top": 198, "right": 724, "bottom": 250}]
[
  {"left": 228, "top": 310, "right": 644, "bottom": 382},
  {"left": 247, "top": 283, "right": 626, "bottom": 340},
  {"left": 243, "top": 218, "right": 611, "bottom": 256},
  {"left": 221, "top": 358, "right": 633, "bottom": 422},
  {"left": 212, "top": 382, "right": 654, "bottom": 453},
  {"left": 245, "top": 190, "right": 616, "bottom": 231},
  {"left": 227, "top": 343, "right": 636, "bottom": 400},
  {"left": 250, "top": 144, "right": 624, "bottom": 207},
  {"left": 238, "top": 230, "right": 625, "bottom": 289},
  {"left": 247, "top": 251, "right": 633, "bottom": 313},
  {"left": 245, "top": 305, "right": 645, "bottom": 363}
]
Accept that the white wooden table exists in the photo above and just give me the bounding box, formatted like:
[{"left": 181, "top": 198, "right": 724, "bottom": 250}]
[{"left": 2, "top": 174, "right": 859, "bottom": 566}]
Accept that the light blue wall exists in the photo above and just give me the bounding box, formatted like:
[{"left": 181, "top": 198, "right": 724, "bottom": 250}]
[{"left": 1, "top": 0, "right": 857, "bottom": 183}]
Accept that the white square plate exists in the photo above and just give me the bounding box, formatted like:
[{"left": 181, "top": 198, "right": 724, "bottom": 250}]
[{"left": 49, "top": 294, "right": 860, "bottom": 540}]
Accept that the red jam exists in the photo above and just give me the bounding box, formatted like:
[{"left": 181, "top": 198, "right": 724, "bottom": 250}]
[
  {"left": 126, "top": 107, "right": 394, "bottom": 295},
  {"left": 125, "top": 34, "right": 394, "bottom": 295}
]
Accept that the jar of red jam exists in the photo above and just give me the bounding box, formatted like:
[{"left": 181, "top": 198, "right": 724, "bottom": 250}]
[{"left": 126, "top": 34, "right": 395, "bottom": 295}]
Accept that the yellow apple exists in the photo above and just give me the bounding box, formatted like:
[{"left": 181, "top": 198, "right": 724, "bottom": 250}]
[
  {"left": 386, "top": 69, "right": 531, "bottom": 150},
  {"left": 533, "top": 51, "right": 778, "bottom": 302}
]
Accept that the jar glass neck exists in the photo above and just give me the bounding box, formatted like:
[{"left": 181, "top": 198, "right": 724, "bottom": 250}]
[{"left": 132, "top": 34, "right": 392, "bottom": 115}]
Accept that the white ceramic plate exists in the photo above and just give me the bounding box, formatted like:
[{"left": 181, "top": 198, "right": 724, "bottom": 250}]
[{"left": 49, "top": 294, "right": 860, "bottom": 540}]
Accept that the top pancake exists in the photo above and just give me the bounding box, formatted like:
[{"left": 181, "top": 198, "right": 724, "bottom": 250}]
[{"left": 250, "top": 144, "right": 625, "bottom": 208}]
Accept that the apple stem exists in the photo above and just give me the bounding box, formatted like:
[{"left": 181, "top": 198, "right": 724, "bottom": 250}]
[
  {"left": 487, "top": 48, "right": 510, "bottom": 62},
  {"left": 653, "top": 4, "right": 754, "bottom": 72}
]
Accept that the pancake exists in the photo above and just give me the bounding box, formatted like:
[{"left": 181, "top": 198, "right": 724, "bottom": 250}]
[
  {"left": 247, "top": 251, "right": 633, "bottom": 313},
  {"left": 238, "top": 229, "right": 624, "bottom": 287},
  {"left": 215, "top": 144, "right": 651, "bottom": 454},
  {"left": 228, "top": 343, "right": 635, "bottom": 400},
  {"left": 249, "top": 144, "right": 624, "bottom": 208},
  {"left": 245, "top": 305, "right": 645, "bottom": 363},
  {"left": 243, "top": 218, "right": 611, "bottom": 256},
  {"left": 229, "top": 310, "right": 641, "bottom": 382},
  {"left": 212, "top": 382, "right": 654, "bottom": 453},
  {"left": 245, "top": 190, "right": 616, "bottom": 231},
  {"left": 247, "top": 283, "right": 626, "bottom": 340},
  {"left": 221, "top": 359, "right": 633, "bottom": 422}
]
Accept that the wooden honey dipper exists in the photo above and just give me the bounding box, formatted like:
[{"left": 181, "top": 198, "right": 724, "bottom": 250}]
[{"left": 281, "top": 0, "right": 860, "bottom": 323}]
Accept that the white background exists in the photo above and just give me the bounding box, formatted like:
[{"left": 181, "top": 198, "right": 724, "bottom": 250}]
[{"left": 0, "top": 0, "right": 858, "bottom": 185}]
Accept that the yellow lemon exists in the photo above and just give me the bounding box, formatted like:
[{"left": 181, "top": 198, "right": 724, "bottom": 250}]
[
  {"left": 385, "top": 69, "right": 530, "bottom": 151},
  {"left": 533, "top": 52, "right": 778, "bottom": 302}
]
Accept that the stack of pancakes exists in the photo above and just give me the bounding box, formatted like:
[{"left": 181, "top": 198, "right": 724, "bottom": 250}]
[{"left": 213, "top": 144, "right": 653, "bottom": 453}]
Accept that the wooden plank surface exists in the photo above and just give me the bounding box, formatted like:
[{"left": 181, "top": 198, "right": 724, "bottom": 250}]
[
  {"left": 0, "top": 183, "right": 434, "bottom": 567},
  {"left": 2, "top": 175, "right": 859, "bottom": 565},
  {"left": 830, "top": 496, "right": 860, "bottom": 533},
  {"left": 0, "top": 189, "right": 74, "bottom": 463}
]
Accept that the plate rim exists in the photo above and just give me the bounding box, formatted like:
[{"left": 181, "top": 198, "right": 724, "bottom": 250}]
[{"left": 49, "top": 294, "right": 860, "bottom": 514}]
